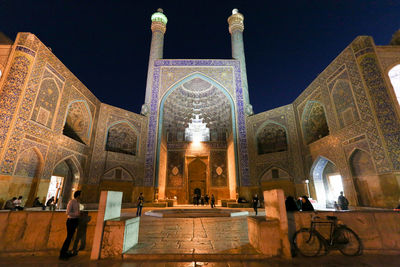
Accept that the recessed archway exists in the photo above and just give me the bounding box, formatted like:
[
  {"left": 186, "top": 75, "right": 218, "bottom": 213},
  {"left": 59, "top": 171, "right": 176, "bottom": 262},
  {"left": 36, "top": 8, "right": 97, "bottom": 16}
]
[
  {"left": 310, "top": 156, "right": 344, "bottom": 209},
  {"left": 156, "top": 73, "right": 238, "bottom": 203},
  {"left": 48, "top": 156, "right": 81, "bottom": 208}
]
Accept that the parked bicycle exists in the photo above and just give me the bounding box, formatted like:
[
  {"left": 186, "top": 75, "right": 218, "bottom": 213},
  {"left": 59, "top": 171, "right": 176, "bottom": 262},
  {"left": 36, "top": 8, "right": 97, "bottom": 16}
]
[{"left": 293, "top": 214, "right": 362, "bottom": 257}]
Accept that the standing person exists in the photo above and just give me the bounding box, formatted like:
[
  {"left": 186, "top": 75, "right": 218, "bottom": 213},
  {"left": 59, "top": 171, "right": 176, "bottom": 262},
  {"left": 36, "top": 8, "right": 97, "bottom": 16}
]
[
  {"left": 338, "top": 191, "right": 349, "bottom": 210},
  {"left": 210, "top": 194, "right": 215, "bottom": 208},
  {"left": 200, "top": 195, "right": 205, "bottom": 206},
  {"left": 252, "top": 194, "right": 259, "bottom": 215},
  {"left": 204, "top": 194, "right": 209, "bottom": 205},
  {"left": 136, "top": 192, "right": 144, "bottom": 217},
  {"left": 59, "top": 190, "right": 81, "bottom": 261},
  {"left": 300, "top": 196, "right": 314, "bottom": 211},
  {"left": 72, "top": 210, "right": 91, "bottom": 255}
]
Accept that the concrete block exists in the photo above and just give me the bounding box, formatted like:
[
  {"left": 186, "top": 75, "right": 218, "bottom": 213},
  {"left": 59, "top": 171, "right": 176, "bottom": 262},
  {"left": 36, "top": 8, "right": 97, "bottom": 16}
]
[
  {"left": 374, "top": 212, "right": 400, "bottom": 250},
  {"left": 338, "top": 212, "right": 381, "bottom": 250},
  {"left": 22, "top": 211, "right": 52, "bottom": 251},
  {"left": 100, "top": 217, "right": 140, "bottom": 258},
  {"left": 123, "top": 217, "right": 140, "bottom": 253},
  {"left": 3, "top": 212, "right": 27, "bottom": 251},
  {"left": 0, "top": 212, "right": 10, "bottom": 247},
  {"left": 47, "top": 212, "right": 67, "bottom": 249}
]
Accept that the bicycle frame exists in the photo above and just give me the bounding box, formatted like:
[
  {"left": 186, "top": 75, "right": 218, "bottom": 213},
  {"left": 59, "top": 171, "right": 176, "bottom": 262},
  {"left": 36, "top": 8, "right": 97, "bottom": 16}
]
[{"left": 310, "top": 218, "right": 337, "bottom": 246}]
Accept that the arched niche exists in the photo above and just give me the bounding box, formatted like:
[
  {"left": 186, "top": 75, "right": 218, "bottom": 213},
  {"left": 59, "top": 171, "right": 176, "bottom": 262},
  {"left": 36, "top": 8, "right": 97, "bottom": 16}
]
[
  {"left": 31, "top": 78, "right": 60, "bottom": 128},
  {"left": 349, "top": 149, "right": 375, "bottom": 207},
  {"left": 301, "top": 101, "right": 330, "bottom": 145},
  {"left": 49, "top": 157, "right": 80, "bottom": 208},
  {"left": 100, "top": 166, "right": 135, "bottom": 202},
  {"left": 256, "top": 122, "right": 288, "bottom": 155},
  {"left": 105, "top": 121, "right": 138, "bottom": 155},
  {"left": 14, "top": 147, "right": 43, "bottom": 178},
  {"left": 259, "top": 166, "right": 294, "bottom": 197},
  {"left": 310, "top": 156, "right": 344, "bottom": 209},
  {"left": 388, "top": 64, "right": 400, "bottom": 105},
  {"left": 13, "top": 147, "right": 44, "bottom": 206},
  {"left": 63, "top": 100, "right": 92, "bottom": 144},
  {"left": 331, "top": 80, "right": 359, "bottom": 127}
]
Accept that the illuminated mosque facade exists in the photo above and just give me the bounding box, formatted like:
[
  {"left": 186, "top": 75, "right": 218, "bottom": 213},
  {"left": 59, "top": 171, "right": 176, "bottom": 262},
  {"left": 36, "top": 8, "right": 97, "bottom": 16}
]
[{"left": 0, "top": 9, "right": 399, "bottom": 209}]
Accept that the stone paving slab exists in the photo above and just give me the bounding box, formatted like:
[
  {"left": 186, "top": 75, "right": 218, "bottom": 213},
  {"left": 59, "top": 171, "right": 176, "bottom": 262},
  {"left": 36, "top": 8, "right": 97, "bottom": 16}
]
[{"left": 126, "top": 213, "right": 255, "bottom": 257}]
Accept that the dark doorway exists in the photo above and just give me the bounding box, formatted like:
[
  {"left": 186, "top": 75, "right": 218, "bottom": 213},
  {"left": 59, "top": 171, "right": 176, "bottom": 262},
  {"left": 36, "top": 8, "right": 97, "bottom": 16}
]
[{"left": 188, "top": 158, "right": 207, "bottom": 204}]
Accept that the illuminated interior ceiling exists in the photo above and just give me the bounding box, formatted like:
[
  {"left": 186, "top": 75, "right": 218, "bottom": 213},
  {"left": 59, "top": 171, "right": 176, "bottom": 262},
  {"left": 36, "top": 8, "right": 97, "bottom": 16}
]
[{"left": 163, "top": 78, "right": 232, "bottom": 142}]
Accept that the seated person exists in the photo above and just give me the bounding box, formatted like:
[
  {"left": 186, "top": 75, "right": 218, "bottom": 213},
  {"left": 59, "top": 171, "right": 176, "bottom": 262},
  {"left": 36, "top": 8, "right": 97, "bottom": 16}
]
[
  {"left": 13, "top": 196, "right": 24, "bottom": 211},
  {"left": 237, "top": 196, "right": 248, "bottom": 203},
  {"left": 46, "top": 196, "right": 56, "bottom": 211},
  {"left": 33, "top": 197, "right": 46, "bottom": 210},
  {"left": 4, "top": 197, "right": 17, "bottom": 210}
]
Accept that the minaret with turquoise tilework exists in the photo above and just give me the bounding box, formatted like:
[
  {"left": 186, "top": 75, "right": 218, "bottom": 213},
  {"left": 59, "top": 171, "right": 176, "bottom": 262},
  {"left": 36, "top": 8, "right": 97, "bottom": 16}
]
[
  {"left": 142, "top": 8, "right": 167, "bottom": 115},
  {"left": 228, "top": 9, "right": 253, "bottom": 115}
]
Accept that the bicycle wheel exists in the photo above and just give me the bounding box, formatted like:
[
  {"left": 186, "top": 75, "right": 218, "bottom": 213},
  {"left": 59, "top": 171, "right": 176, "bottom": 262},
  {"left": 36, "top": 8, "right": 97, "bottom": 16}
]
[
  {"left": 293, "top": 228, "right": 323, "bottom": 257},
  {"left": 334, "top": 226, "right": 362, "bottom": 256}
]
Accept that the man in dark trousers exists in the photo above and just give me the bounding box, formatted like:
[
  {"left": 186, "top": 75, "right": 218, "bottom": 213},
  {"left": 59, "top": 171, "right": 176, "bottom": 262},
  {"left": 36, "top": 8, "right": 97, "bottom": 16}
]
[
  {"left": 210, "top": 194, "right": 215, "bottom": 208},
  {"left": 136, "top": 192, "right": 144, "bottom": 216},
  {"left": 253, "top": 194, "right": 259, "bottom": 215},
  {"left": 59, "top": 190, "right": 81, "bottom": 260}
]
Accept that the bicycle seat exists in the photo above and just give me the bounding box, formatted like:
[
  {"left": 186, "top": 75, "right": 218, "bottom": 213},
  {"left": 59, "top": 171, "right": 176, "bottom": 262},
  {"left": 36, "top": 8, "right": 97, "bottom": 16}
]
[{"left": 327, "top": 216, "right": 337, "bottom": 221}]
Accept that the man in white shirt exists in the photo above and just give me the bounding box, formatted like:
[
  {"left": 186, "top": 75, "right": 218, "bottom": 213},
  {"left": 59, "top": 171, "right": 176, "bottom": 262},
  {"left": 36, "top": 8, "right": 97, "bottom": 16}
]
[
  {"left": 59, "top": 190, "right": 81, "bottom": 260},
  {"left": 13, "top": 196, "right": 24, "bottom": 210}
]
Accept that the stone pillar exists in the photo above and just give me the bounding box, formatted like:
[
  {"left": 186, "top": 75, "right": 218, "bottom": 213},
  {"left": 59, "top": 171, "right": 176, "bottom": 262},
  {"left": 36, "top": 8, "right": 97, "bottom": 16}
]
[
  {"left": 141, "top": 8, "right": 167, "bottom": 115},
  {"left": 263, "top": 189, "right": 291, "bottom": 259},
  {"left": 228, "top": 9, "right": 253, "bottom": 115},
  {"left": 90, "top": 191, "right": 123, "bottom": 260}
]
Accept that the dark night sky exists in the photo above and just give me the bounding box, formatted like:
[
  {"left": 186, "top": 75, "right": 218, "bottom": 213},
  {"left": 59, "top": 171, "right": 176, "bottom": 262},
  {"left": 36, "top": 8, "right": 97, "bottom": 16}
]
[{"left": 1, "top": 0, "right": 400, "bottom": 114}]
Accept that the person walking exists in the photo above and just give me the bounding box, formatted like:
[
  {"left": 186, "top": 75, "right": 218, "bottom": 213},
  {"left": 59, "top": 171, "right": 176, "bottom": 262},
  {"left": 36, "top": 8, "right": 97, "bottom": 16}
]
[
  {"left": 252, "top": 194, "right": 259, "bottom": 215},
  {"left": 136, "top": 192, "right": 144, "bottom": 217},
  {"left": 210, "top": 194, "right": 215, "bottom": 208},
  {"left": 59, "top": 190, "right": 81, "bottom": 260},
  {"left": 338, "top": 191, "right": 349, "bottom": 210}
]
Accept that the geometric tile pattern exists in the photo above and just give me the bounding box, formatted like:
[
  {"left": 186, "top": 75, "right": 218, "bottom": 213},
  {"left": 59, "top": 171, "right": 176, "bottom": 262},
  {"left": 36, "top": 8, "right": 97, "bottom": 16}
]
[{"left": 145, "top": 60, "right": 250, "bottom": 187}]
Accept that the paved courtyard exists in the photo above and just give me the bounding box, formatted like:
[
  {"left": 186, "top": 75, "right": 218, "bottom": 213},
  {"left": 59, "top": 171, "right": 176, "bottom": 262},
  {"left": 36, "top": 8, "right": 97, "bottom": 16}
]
[{"left": 125, "top": 211, "right": 259, "bottom": 258}]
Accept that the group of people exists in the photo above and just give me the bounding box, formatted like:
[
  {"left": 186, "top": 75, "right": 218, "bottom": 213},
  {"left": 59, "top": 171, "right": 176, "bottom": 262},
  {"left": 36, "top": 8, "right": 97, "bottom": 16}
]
[
  {"left": 285, "top": 195, "right": 315, "bottom": 212},
  {"left": 3, "top": 196, "right": 24, "bottom": 211},
  {"left": 192, "top": 193, "right": 215, "bottom": 207},
  {"left": 285, "top": 191, "right": 350, "bottom": 212},
  {"left": 3, "top": 195, "right": 58, "bottom": 211}
]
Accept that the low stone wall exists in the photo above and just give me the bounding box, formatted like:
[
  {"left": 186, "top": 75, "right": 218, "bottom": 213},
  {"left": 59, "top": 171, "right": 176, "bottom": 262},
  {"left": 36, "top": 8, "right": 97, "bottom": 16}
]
[
  {"left": 292, "top": 211, "right": 400, "bottom": 254},
  {"left": 100, "top": 216, "right": 140, "bottom": 258},
  {"left": 0, "top": 210, "right": 98, "bottom": 255},
  {"left": 247, "top": 217, "right": 281, "bottom": 256}
]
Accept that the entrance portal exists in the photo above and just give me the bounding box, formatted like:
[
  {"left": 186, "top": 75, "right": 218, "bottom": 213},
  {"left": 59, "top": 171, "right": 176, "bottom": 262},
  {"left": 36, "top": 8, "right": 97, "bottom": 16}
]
[
  {"left": 48, "top": 158, "right": 80, "bottom": 208},
  {"left": 188, "top": 158, "right": 207, "bottom": 204},
  {"left": 311, "top": 157, "right": 344, "bottom": 209}
]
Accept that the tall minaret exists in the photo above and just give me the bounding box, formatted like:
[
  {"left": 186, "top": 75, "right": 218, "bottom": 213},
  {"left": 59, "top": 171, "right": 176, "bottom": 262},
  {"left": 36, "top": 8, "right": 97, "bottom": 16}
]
[
  {"left": 142, "top": 8, "right": 168, "bottom": 115},
  {"left": 228, "top": 9, "right": 253, "bottom": 115}
]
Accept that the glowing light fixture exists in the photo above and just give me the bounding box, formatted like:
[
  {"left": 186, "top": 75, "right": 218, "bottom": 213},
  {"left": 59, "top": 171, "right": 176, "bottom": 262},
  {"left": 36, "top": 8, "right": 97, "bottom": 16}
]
[
  {"left": 185, "top": 114, "right": 209, "bottom": 143},
  {"left": 151, "top": 11, "right": 168, "bottom": 24}
]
